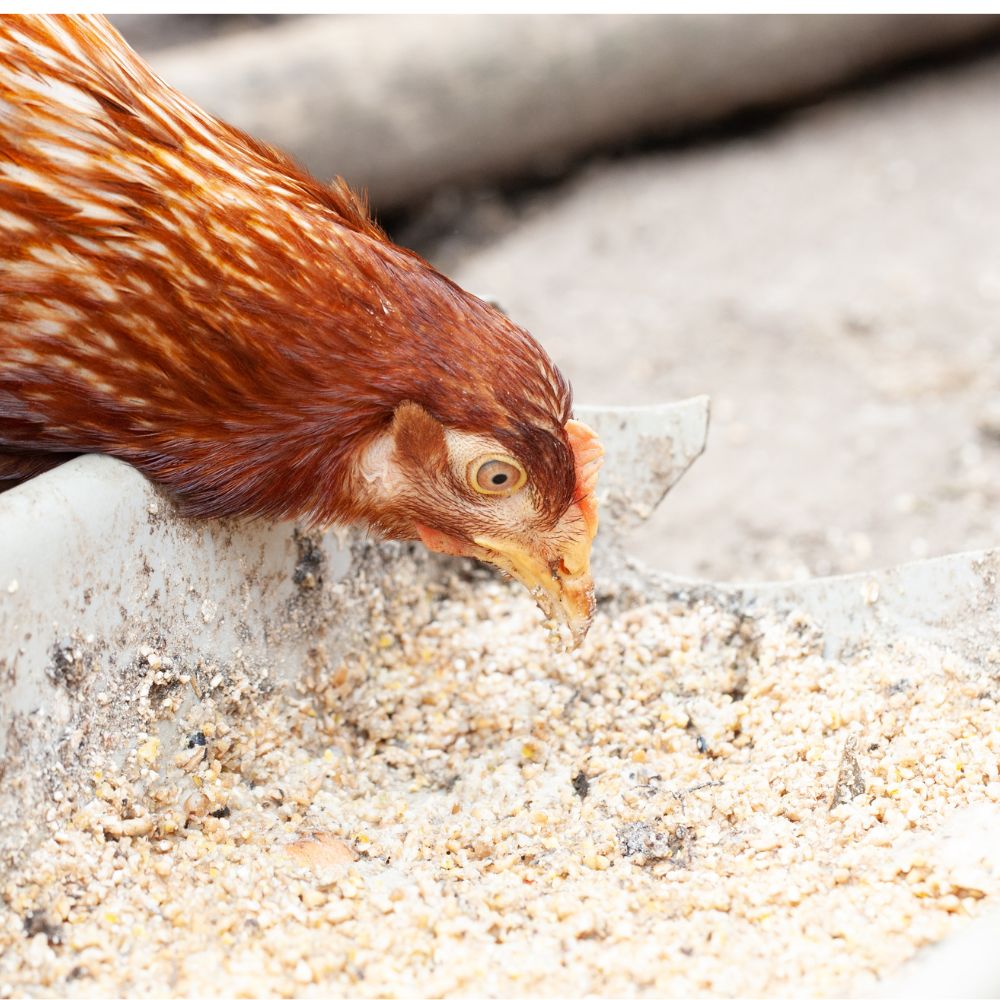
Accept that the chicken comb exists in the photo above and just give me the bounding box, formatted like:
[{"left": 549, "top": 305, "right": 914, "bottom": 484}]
[{"left": 564, "top": 418, "right": 603, "bottom": 538}]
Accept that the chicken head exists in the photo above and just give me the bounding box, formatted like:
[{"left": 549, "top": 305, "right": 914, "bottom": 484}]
[{"left": 357, "top": 401, "right": 603, "bottom": 646}]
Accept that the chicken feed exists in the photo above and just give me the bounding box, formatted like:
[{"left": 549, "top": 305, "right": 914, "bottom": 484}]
[{"left": 1, "top": 564, "right": 999, "bottom": 997}]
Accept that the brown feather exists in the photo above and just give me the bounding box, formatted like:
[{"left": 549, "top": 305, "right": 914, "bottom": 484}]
[
  {"left": 391, "top": 402, "right": 450, "bottom": 479},
  {"left": 0, "top": 15, "right": 575, "bottom": 531}
]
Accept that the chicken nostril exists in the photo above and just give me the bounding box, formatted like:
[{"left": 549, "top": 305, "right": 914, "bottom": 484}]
[{"left": 558, "top": 553, "right": 589, "bottom": 578}]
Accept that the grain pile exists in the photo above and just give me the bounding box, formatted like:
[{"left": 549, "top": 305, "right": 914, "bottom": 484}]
[{"left": 1, "top": 568, "right": 999, "bottom": 998}]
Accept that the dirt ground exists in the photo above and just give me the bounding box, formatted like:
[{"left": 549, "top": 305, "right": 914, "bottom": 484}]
[{"left": 418, "top": 50, "right": 1000, "bottom": 584}]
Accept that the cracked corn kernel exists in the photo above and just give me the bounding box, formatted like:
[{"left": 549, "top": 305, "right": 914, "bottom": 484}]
[{"left": 1, "top": 568, "right": 998, "bottom": 998}]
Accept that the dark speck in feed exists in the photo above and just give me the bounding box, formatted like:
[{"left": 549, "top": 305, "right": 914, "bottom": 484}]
[{"left": 22, "top": 910, "right": 62, "bottom": 946}]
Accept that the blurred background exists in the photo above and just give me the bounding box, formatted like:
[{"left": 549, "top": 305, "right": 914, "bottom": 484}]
[{"left": 113, "top": 13, "right": 1000, "bottom": 583}]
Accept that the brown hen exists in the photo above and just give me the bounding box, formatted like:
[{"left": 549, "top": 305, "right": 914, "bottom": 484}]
[{"left": 0, "top": 15, "right": 603, "bottom": 642}]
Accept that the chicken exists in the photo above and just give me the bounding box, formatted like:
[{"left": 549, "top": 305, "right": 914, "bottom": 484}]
[{"left": 0, "top": 15, "right": 603, "bottom": 643}]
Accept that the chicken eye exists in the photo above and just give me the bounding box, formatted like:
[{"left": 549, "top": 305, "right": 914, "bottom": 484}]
[{"left": 469, "top": 455, "right": 527, "bottom": 496}]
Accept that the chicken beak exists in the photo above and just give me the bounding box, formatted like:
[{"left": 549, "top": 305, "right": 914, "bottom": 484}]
[
  {"left": 472, "top": 531, "right": 596, "bottom": 648},
  {"left": 415, "top": 521, "right": 597, "bottom": 647},
  {"left": 473, "top": 416, "right": 604, "bottom": 647}
]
